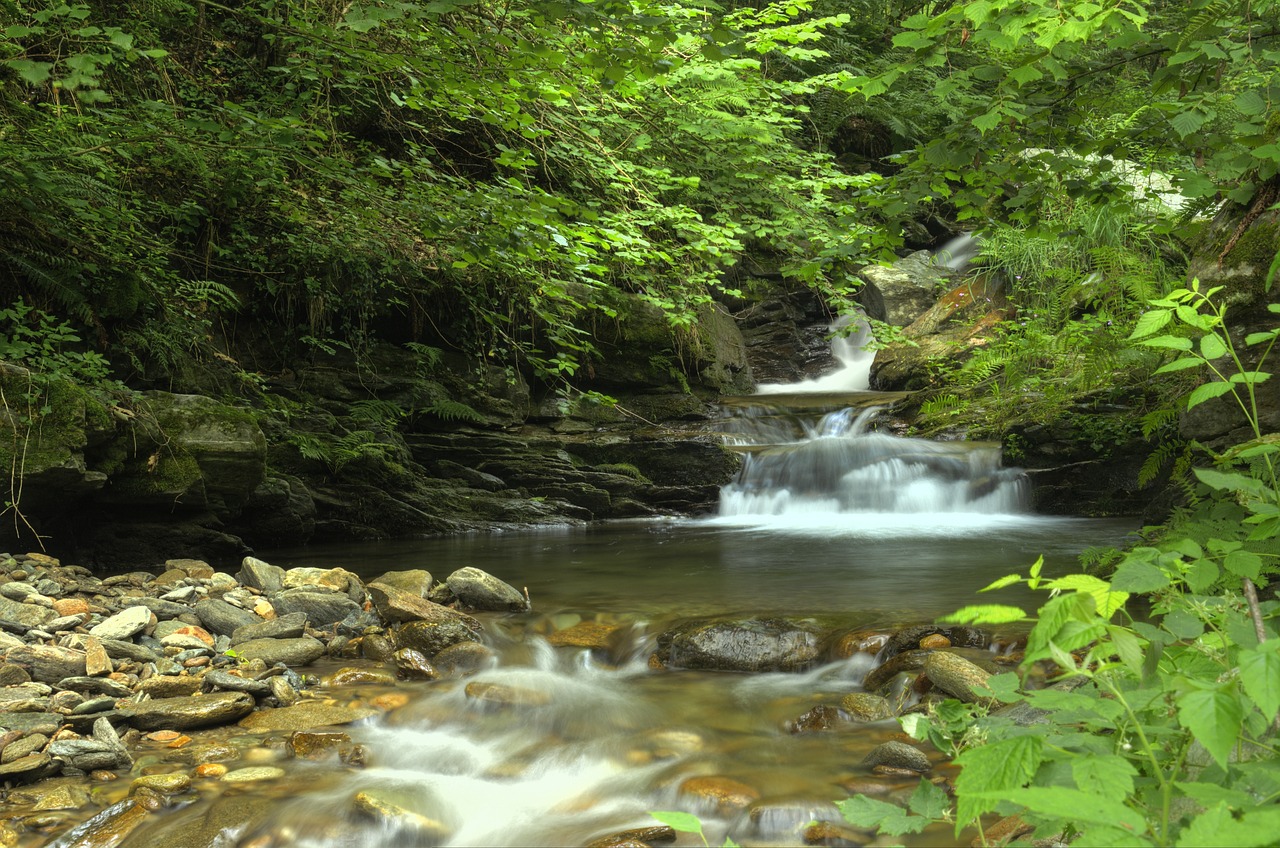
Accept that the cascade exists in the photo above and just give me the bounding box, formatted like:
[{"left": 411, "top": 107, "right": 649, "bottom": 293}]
[{"left": 716, "top": 314, "right": 1028, "bottom": 522}]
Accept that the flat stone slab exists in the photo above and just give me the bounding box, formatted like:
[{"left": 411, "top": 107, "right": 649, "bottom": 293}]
[
  {"left": 121, "top": 691, "right": 254, "bottom": 731},
  {"left": 238, "top": 701, "right": 376, "bottom": 733}
]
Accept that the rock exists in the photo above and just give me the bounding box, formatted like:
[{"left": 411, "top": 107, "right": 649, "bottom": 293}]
[
  {"left": 43, "top": 800, "right": 149, "bottom": 848},
  {"left": 862, "top": 741, "right": 930, "bottom": 774},
  {"left": 134, "top": 597, "right": 192, "bottom": 620},
  {"left": 236, "top": 557, "right": 285, "bottom": 593},
  {"left": 445, "top": 567, "right": 527, "bottom": 611},
  {"left": 290, "top": 730, "right": 351, "bottom": 759},
  {"left": 202, "top": 669, "right": 272, "bottom": 698},
  {"left": 139, "top": 675, "right": 203, "bottom": 698},
  {"left": 0, "top": 595, "right": 55, "bottom": 630},
  {"left": 972, "top": 814, "right": 1034, "bottom": 847},
  {"left": 269, "top": 675, "right": 299, "bottom": 707},
  {"left": 392, "top": 648, "right": 438, "bottom": 680},
  {"left": 840, "top": 692, "right": 895, "bottom": 721},
  {"left": 546, "top": 621, "right": 619, "bottom": 649},
  {"left": 283, "top": 566, "right": 360, "bottom": 595},
  {"left": 83, "top": 639, "right": 112, "bottom": 677},
  {"left": 394, "top": 613, "right": 485, "bottom": 658},
  {"left": 857, "top": 250, "right": 951, "bottom": 326},
  {"left": 587, "top": 826, "right": 677, "bottom": 848},
  {"left": 923, "top": 651, "right": 994, "bottom": 703},
  {"left": 222, "top": 766, "right": 286, "bottom": 783},
  {"left": 919, "top": 633, "right": 952, "bottom": 650},
  {"left": 269, "top": 589, "right": 359, "bottom": 628},
  {"left": 116, "top": 794, "right": 272, "bottom": 848},
  {"left": 131, "top": 772, "right": 192, "bottom": 795},
  {"left": 367, "top": 583, "right": 453, "bottom": 624},
  {"left": 58, "top": 676, "right": 134, "bottom": 697},
  {"left": 5, "top": 644, "right": 86, "bottom": 683},
  {"left": 862, "top": 649, "right": 932, "bottom": 692},
  {"left": 0, "top": 752, "right": 52, "bottom": 780},
  {"left": 360, "top": 632, "right": 395, "bottom": 662},
  {"left": 463, "top": 681, "right": 551, "bottom": 708},
  {"left": 432, "top": 641, "right": 494, "bottom": 677},
  {"left": 51, "top": 598, "right": 90, "bottom": 618},
  {"left": 325, "top": 667, "right": 396, "bottom": 687},
  {"left": 230, "top": 611, "right": 307, "bottom": 645},
  {"left": 193, "top": 599, "right": 261, "bottom": 636},
  {"left": 368, "top": 569, "right": 433, "bottom": 597},
  {"left": 98, "top": 639, "right": 159, "bottom": 663},
  {"left": 880, "top": 625, "right": 990, "bottom": 662},
  {"left": 238, "top": 701, "right": 376, "bottom": 732},
  {"left": 658, "top": 618, "right": 822, "bottom": 672},
  {"left": 231, "top": 636, "right": 325, "bottom": 667},
  {"left": 161, "top": 625, "right": 215, "bottom": 649},
  {"left": 678, "top": 775, "right": 760, "bottom": 814},
  {"left": 788, "top": 705, "right": 846, "bottom": 733},
  {"left": 353, "top": 790, "right": 451, "bottom": 841},
  {"left": 121, "top": 691, "right": 255, "bottom": 730},
  {"left": 2, "top": 733, "right": 48, "bottom": 764},
  {"left": 0, "top": 664, "right": 30, "bottom": 686}
]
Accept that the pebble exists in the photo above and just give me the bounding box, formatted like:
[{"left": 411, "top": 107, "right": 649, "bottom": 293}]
[{"left": 222, "top": 766, "right": 286, "bottom": 783}]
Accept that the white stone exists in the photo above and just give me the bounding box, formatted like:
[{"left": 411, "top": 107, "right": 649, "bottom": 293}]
[{"left": 89, "top": 606, "right": 153, "bottom": 640}]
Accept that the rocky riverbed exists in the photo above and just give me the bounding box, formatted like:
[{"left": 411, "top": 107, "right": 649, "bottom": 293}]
[{"left": 0, "top": 550, "right": 1027, "bottom": 847}]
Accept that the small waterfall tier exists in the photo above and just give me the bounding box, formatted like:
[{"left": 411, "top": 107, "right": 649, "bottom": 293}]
[{"left": 719, "top": 406, "right": 1028, "bottom": 517}]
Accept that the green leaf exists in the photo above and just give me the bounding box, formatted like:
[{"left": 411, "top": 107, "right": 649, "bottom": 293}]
[
  {"left": 938, "top": 604, "right": 1028, "bottom": 625},
  {"left": 1105, "top": 625, "right": 1145, "bottom": 677},
  {"left": 1142, "top": 335, "right": 1193, "bottom": 350},
  {"left": 649, "top": 811, "right": 705, "bottom": 834},
  {"left": 1170, "top": 109, "right": 1207, "bottom": 138},
  {"left": 1199, "top": 334, "right": 1228, "bottom": 359},
  {"left": 1072, "top": 754, "right": 1137, "bottom": 798},
  {"left": 1193, "top": 467, "right": 1269, "bottom": 498},
  {"left": 1244, "top": 331, "right": 1277, "bottom": 346},
  {"left": 954, "top": 736, "right": 1043, "bottom": 825},
  {"left": 1174, "top": 782, "right": 1258, "bottom": 812},
  {"left": 1177, "top": 688, "right": 1243, "bottom": 769},
  {"left": 1178, "top": 802, "right": 1280, "bottom": 847},
  {"left": 1187, "top": 380, "right": 1236, "bottom": 409},
  {"left": 972, "top": 786, "right": 1146, "bottom": 834},
  {"left": 837, "top": 795, "right": 929, "bottom": 836},
  {"left": 1129, "top": 309, "right": 1172, "bottom": 339},
  {"left": 1110, "top": 560, "right": 1172, "bottom": 592},
  {"left": 907, "top": 778, "right": 949, "bottom": 820},
  {"left": 1155, "top": 357, "right": 1206, "bottom": 373},
  {"left": 1238, "top": 641, "right": 1280, "bottom": 720},
  {"left": 979, "top": 573, "right": 1023, "bottom": 592},
  {"left": 1223, "top": 549, "right": 1262, "bottom": 580},
  {"left": 2, "top": 58, "right": 53, "bottom": 84}
]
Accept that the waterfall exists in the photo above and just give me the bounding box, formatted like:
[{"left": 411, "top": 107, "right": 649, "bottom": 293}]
[{"left": 716, "top": 316, "right": 1028, "bottom": 522}]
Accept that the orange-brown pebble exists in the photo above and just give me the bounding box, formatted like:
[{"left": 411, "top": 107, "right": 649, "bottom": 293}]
[
  {"left": 194, "top": 763, "right": 228, "bottom": 778},
  {"left": 647, "top": 653, "right": 665, "bottom": 670},
  {"left": 166, "top": 735, "right": 192, "bottom": 749},
  {"left": 678, "top": 775, "right": 760, "bottom": 814},
  {"left": 145, "top": 730, "right": 181, "bottom": 742},
  {"left": 370, "top": 693, "right": 410, "bottom": 711},
  {"left": 972, "top": 814, "right": 1033, "bottom": 847},
  {"left": 89, "top": 770, "right": 117, "bottom": 781},
  {"left": 172, "top": 625, "right": 216, "bottom": 647},
  {"left": 52, "top": 598, "right": 90, "bottom": 617},
  {"left": 183, "top": 656, "right": 211, "bottom": 669},
  {"left": 831, "top": 630, "right": 890, "bottom": 658},
  {"left": 919, "top": 634, "right": 952, "bottom": 650}
]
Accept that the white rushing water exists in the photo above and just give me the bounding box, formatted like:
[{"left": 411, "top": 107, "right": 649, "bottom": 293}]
[{"left": 754, "top": 317, "right": 874, "bottom": 394}]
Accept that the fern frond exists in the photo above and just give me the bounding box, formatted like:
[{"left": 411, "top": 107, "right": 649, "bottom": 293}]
[{"left": 421, "top": 399, "right": 485, "bottom": 423}]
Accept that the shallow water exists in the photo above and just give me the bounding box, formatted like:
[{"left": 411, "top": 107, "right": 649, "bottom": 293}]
[{"left": 228, "top": 515, "right": 1135, "bottom": 847}]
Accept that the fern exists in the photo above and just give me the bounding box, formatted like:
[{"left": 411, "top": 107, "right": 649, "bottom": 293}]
[
  {"left": 421, "top": 399, "right": 485, "bottom": 423},
  {"left": 350, "top": 399, "right": 407, "bottom": 427},
  {"left": 920, "top": 393, "right": 964, "bottom": 418}
]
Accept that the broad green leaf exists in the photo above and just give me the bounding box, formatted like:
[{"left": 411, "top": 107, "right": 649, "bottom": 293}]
[
  {"left": 979, "top": 573, "right": 1023, "bottom": 592},
  {"left": 1178, "top": 802, "right": 1280, "bottom": 847},
  {"left": 1223, "top": 549, "right": 1262, "bottom": 580},
  {"left": 1174, "top": 782, "right": 1257, "bottom": 811},
  {"left": 938, "top": 604, "right": 1027, "bottom": 625},
  {"left": 954, "top": 736, "right": 1043, "bottom": 825},
  {"left": 907, "top": 778, "right": 948, "bottom": 819},
  {"left": 1169, "top": 109, "right": 1207, "bottom": 138},
  {"left": 1105, "top": 625, "right": 1144, "bottom": 677},
  {"left": 973, "top": 672, "right": 1024, "bottom": 704},
  {"left": 1110, "top": 559, "right": 1171, "bottom": 592},
  {"left": 1238, "top": 641, "right": 1280, "bottom": 720},
  {"left": 1155, "top": 357, "right": 1206, "bottom": 373},
  {"left": 1072, "top": 754, "right": 1137, "bottom": 798},
  {"left": 1129, "top": 309, "right": 1172, "bottom": 339},
  {"left": 2, "top": 58, "right": 53, "bottom": 84},
  {"left": 1193, "top": 467, "right": 1269, "bottom": 497},
  {"left": 1185, "top": 558, "right": 1219, "bottom": 593},
  {"left": 1200, "top": 334, "right": 1227, "bottom": 358},
  {"left": 837, "top": 795, "right": 929, "bottom": 836},
  {"left": 1244, "top": 331, "right": 1277, "bottom": 346},
  {"left": 1177, "top": 688, "right": 1243, "bottom": 769},
  {"left": 1142, "top": 335, "right": 1193, "bottom": 350},
  {"left": 649, "top": 811, "right": 704, "bottom": 833},
  {"left": 1046, "top": 574, "right": 1127, "bottom": 618},
  {"left": 1187, "top": 381, "right": 1236, "bottom": 409},
  {"left": 1229, "top": 370, "right": 1271, "bottom": 384},
  {"left": 972, "top": 786, "right": 1146, "bottom": 834}
]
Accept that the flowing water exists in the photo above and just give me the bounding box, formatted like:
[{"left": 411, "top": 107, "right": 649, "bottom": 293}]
[{"left": 99, "top": 319, "right": 1135, "bottom": 847}]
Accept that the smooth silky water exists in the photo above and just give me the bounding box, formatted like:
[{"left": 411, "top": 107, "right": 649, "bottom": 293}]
[{"left": 114, "top": 311, "right": 1134, "bottom": 848}]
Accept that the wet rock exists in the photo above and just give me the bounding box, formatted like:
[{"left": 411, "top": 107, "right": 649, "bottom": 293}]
[
  {"left": 119, "top": 794, "right": 272, "bottom": 848},
  {"left": 222, "top": 766, "right": 286, "bottom": 783},
  {"left": 546, "top": 621, "right": 619, "bottom": 649},
  {"left": 231, "top": 636, "right": 325, "bottom": 667},
  {"left": 394, "top": 613, "right": 485, "bottom": 658},
  {"left": 57, "top": 676, "right": 133, "bottom": 698},
  {"left": 283, "top": 566, "right": 360, "bottom": 595},
  {"left": 269, "top": 675, "right": 299, "bottom": 707},
  {"left": 325, "top": 667, "right": 396, "bottom": 687},
  {"left": 857, "top": 250, "right": 951, "bottom": 327},
  {"left": 139, "top": 675, "right": 203, "bottom": 698},
  {"left": 972, "top": 814, "right": 1033, "bottom": 847},
  {"left": 202, "top": 669, "right": 272, "bottom": 698},
  {"left": 2, "top": 732, "right": 48, "bottom": 763},
  {"left": 353, "top": 790, "right": 452, "bottom": 841},
  {"left": 923, "top": 651, "right": 993, "bottom": 703},
  {"left": 268, "top": 589, "right": 359, "bottom": 628},
  {"left": 193, "top": 599, "right": 261, "bottom": 636},
  {"left": 879, "top": 625, "right": 989, "bottom": 662},
  {"left": 367, "top": 583, "right": 452, "bottom": 624},
  {"left": 237, "top": 701, "right": 377, "bottom": 732},
  {"left": 237, "top": 557, "right": 285, "bottom": 593},
  {"left": 230, "top": 611, "right": 307, "bottom": 645},
  {"left": 43, "top": 800, "right": 148, "bottom": 848},
  {"left": 587, "top": 826, "right": 677, "bottom": 848},
  {"left": 131, "top": 772, "right": 192, "bottom": 795},
  {"left": 862, "top": 741, "right": 930, "bottom": 774},
  {"left": 463, "top": 681, "right": 551, "bottom": 708},
  {"left": 802, "top": 820, "right": 868, "bottom": 847},
  {"left": 290, "top": 730, "right": 351, "bottom": 759},
  {"left": 789, "top": 705, "right": 846, "bottom": 733},
  {"left": 121, "top": 691, "right": 255, "bottom": 731},
  {"left": 862, "top": 649, "right": 932, "bottom": 692},
  {"left": 89, "top": 606, "right": 153, "bottom": 641},
  {"left": 432, "top": 641, "right": 494, "bottom": 677},
  {"left": 919, "top": 633, "right": 952, "bottom": 650},
  {"left": 748, "top": 799, "right": 843, "bottom": 841},
  {"left": 393, "top": 648, "right": 438, "bottom": 680},
  {"left": 840, "top": 692, "right": 895, "bottom": 722},
  {"left": 0, "top": 752, "right": 52, "bottom": 780},
  {"left": 678, "top": 775, "right": 760, "bottom": 815},
  {"left": 659, "top": 618, "right": 822, "bottom": 672},
  {"left": 360, "top": 632, "right": 395, "bottom": 662},
  {"left": 445, "top": 567, "right": 527, "bottom": 611}
]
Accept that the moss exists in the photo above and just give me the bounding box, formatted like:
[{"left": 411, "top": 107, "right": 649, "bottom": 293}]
[
  {"left": 107, "top": 448, "right": 203, "bottom": 501},
  {"left": 594, "top": 462, "right": 652, "bottom": 483},
  {"left": 0, "top": 371, "right": 90, "bottom": 474}
]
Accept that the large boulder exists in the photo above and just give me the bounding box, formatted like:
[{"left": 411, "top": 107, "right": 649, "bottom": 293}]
[
  {"left": 857, "top": 250, "right": 953, "bottom": 327},
  {"left": 656, "top": 617, "right": 823, "bottom": 672}
]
